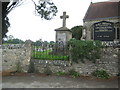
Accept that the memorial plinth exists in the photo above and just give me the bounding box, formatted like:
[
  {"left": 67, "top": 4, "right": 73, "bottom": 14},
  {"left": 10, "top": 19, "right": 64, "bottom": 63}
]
[
  {"left": 55, "top": 12, "right": 72, "bottom": 44},
  {"left": 55, "top": 27, "right": 72, "bottom": 44}
]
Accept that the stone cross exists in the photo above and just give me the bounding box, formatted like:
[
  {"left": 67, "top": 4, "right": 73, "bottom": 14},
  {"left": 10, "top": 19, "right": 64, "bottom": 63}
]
[{"left": 60, "top": 12, "right": 69, "bottom": 27}]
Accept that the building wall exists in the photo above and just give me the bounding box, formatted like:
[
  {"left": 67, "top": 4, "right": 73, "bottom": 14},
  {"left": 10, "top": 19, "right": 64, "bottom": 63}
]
[{"left": 83, "top": 18, "right": 120, "bottom": 41}]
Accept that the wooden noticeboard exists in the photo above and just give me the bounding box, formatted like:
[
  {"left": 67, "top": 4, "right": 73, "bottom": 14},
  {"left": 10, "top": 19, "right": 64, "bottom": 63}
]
[{"left": 94, "top": 21, "right": 115, "bottom": 41}]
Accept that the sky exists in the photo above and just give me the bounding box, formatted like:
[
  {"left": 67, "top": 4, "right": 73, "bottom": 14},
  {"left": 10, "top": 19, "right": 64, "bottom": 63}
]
[{"left": 7, "top": 0, "right": 110, "bottom": 42}]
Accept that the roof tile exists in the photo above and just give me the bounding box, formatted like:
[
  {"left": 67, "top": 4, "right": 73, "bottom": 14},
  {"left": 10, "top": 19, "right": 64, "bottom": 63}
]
[{"left": 83, "top": 2, "right": 120, "bottom": 21}]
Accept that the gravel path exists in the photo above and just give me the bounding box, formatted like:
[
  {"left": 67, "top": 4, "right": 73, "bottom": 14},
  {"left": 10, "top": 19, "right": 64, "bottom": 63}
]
[{"left": 2, "top": 74, "right": 118, "bottom": 88}]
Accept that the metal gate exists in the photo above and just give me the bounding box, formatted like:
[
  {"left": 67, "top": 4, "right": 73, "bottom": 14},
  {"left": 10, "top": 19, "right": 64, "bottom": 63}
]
[{"left": 32, "top": 41, "right": 69, "bottom": 60}]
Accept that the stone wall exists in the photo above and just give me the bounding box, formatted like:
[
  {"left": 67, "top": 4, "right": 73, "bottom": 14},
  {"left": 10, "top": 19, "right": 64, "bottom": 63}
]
[
  {"left": 1, "top": 40, "right": 32, "bottom": 73},
  {"left": 33, "top": 60, "right": 71, "bottom": 73},
  {"left": 33, "top": 47, "right": 119, "bottom": 76},
  {"left": 72, "top": 47, "right": 118, "bottom": 76},
  {"left": 1, "top": 40, "right": 119, "bottom": 76}
]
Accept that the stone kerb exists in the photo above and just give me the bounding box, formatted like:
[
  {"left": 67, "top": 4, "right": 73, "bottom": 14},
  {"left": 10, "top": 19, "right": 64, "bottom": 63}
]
[{"left": 2, "top": 40, "right": 32, "bottom": 74}]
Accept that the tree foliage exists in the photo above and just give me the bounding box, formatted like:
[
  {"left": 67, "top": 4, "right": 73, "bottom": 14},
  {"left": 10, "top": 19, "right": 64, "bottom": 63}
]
[
  {"left": 2, "top": 2, "right": 10, "bottom": 38},
  {"left": 2, "top": 0, "right": 58, "bottom": 39},
  {"left": 35, "top": 0, "right": 58, "bottom": 20},
  {"left": 4, "top": 38, "right": 24, "bottom": 44},
  {"left": 33, "top": 40, "right": 43, "bottom": 46},
  {"left": 71, "top": 26, "right": 83, "bottom": 40},
  {"left": 3, "top": 35, "right": 24, "bottom": 44}
]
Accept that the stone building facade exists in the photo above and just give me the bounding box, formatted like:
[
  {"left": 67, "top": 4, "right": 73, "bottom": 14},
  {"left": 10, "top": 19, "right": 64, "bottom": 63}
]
[{"left": 82, "top": 1, "right": 120, "bottom": 42}]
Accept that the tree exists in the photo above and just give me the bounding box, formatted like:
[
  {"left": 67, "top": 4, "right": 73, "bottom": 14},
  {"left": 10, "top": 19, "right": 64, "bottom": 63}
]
[
  {"left": 7, "top": 35, "right": 14, "bottom": 40},
  {"left": 2, "top": 0, "right": 58, "bottom": 39},
  {"left": 2, "top": 2, "right": 10, "bottom": 38},
  {"left": 33, "top": 40, "right": 43, "bottom": 46},
  {"left": 71, "top": 26, "right": 83, "bottom": 40},
  {"left": 3, "top": 35, "right": 24, "bottom": 44},
  {"left": 49, "top": 41, "right": 55, "bottom": 45}
]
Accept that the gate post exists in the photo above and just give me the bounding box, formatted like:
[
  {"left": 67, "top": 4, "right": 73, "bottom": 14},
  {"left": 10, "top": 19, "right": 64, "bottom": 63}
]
[
  {"left": 69, "top": 45, "right": 72, "bottom": 66},
  {"left": 22, "top": 40, "right": 32, "bottom": 72}
]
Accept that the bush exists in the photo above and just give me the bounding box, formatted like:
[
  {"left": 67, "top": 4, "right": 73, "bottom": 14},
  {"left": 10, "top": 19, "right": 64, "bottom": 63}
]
[
  {"left": 68, "top": 69, "right": 80, "bottom": 78},
  {"left": 92, "top": 70, "right": 110, "bottom": 79},
  {"left": 67, "top": 39, "right": 102, "bottom": 63},
  {"left": 56, "top": 71, "right": 66, "bottom": 75}
]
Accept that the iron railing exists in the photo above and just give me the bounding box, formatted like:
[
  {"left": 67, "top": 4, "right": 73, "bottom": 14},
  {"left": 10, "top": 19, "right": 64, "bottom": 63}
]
[{"left": 32, "top": 41, "right": 69, "bottom": 60}]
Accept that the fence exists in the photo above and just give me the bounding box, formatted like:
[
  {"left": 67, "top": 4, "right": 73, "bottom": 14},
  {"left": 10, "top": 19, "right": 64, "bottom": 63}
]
[{"left": 32, "top": 41, "right": 69, "bottom": 60}]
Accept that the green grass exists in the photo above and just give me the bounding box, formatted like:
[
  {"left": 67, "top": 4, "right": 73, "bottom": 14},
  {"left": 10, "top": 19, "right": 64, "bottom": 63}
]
[{"left": 32, "top": 50, "right": 69, "bottom": 60}]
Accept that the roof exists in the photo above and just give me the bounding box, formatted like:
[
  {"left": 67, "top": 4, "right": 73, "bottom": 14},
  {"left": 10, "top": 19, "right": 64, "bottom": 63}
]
[
  {"left": 55, "top": 27, "right": 71, "bottom": 31},
  {"left": 83, "top": 1, "right": 120, "bottom": 21},
  {"left": 109, "top": 0, "right": 120, "bottom": 2}
]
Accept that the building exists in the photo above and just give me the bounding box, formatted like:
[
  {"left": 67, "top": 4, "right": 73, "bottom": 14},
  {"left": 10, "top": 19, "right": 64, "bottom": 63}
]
[{"left": 82, "top": 1, "right": 120, "bottom": 43}]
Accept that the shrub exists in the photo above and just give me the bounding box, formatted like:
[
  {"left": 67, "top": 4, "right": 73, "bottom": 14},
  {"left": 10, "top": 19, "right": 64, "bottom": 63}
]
[
  {"left": 67, "top": 39, "right": 102, "bottom": 63},
  {"left": 68, "top": 69, "right": 80, "bottom": 78},
  {"left": 92, "top": 70, "right": 110, "bottom": 79},
  {"left": 56, "top": 71, "right": 66, "bottom": 75}
]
